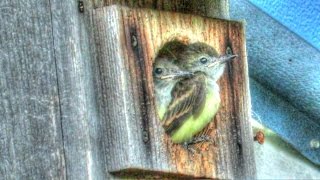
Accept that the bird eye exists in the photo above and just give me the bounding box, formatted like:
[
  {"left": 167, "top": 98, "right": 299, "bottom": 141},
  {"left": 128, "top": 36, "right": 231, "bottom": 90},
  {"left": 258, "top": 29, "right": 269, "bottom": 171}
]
[
  {"left": 200, "top": 57, "right": 208, "bottom": 64},
  {"left": 154, "top": 68, "right": 163, "bottom": 74}
]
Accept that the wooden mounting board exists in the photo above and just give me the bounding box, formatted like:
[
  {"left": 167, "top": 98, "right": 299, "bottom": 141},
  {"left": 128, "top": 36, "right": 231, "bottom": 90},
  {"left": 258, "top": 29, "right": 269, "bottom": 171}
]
[{"left": 93, "top": 5, "right": 255, "bottom": 179}]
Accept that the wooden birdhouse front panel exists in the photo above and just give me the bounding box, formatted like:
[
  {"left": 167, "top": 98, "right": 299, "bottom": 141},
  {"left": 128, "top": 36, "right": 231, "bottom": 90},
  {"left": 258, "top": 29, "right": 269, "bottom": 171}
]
[{"left": 93, "top": 5, "right": 254, "bottom": 179}]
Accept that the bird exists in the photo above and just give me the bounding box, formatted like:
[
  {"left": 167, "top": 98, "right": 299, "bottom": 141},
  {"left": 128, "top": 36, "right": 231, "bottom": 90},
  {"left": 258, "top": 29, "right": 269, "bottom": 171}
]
[
  {"left": 153, "top": 41, "right": 193, "bottom": 121},
  {"left": 161, "top": 42, "right": 237, "bottom": 144}
]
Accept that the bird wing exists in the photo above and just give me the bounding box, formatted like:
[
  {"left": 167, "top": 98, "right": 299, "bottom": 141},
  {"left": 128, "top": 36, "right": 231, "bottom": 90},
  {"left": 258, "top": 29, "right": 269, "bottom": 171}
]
[{"left": 162, "top": 73, "right": 206, "bottom": 136}]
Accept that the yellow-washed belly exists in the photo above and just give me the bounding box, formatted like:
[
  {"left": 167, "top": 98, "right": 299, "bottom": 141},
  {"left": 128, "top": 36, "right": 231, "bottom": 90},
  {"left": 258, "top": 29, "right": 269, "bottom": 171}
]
[{"left": 171, "top": 90, "right": 221, "bottom": 143}]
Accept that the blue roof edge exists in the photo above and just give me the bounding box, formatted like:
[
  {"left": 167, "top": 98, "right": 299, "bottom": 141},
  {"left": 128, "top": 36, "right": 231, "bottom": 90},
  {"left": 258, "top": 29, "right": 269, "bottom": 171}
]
[{"left": 230, "top": 0, "right": 320, "bottom": 165}]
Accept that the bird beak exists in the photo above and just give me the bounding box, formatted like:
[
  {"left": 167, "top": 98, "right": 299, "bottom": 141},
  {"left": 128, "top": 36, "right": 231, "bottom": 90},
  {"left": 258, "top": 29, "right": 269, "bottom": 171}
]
[
  {"left": 160, "top": 71, "right": 193, "bottom": 80},
  {"left": 207, "top": 54, "right": 238, "bottom": 67}
]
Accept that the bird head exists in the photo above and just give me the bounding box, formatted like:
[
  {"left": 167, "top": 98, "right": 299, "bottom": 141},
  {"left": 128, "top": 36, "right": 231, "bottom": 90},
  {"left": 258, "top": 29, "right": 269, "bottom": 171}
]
[
  {"left": 180, "top": 42, "right": 237, "bottom": 81},
  {"left": 153, "top": 58, "right": 193, "bottom": 84},
  {"left": 153, "top": 40, "right": 193, "bottom": 88}
]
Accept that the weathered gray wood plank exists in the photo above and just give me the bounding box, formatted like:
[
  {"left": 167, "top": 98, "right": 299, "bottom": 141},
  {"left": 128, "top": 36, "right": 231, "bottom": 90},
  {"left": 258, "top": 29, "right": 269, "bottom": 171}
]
[
  {"left": 93, "top": 5, "right": 255, "bottom": 179},
  {"left": 49, "top": 0, "right": 109, "bottom": 179},
  {"left": 100, "top": 0, "right": 230, "bottom": 19},
  {"left": 0, "top": 0, "right": 65, "bottom": 179},
  {"left": 0, "top": 0, "right": 112, "bottom": 179}
]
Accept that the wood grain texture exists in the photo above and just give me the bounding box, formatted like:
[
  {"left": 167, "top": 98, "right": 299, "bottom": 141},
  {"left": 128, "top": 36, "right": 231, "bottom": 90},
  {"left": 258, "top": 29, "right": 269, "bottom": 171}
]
[
  {"left": 0, "top": 0, "right": 112, "bottom": 179},
  {"left": 49, "top": 0, "right": 109, "bottom": 179},
  {"left": 93, "top": 5, "right": 255, "bottom": 179},
  {"left": 0, "top": 0, "right": 64, "bottom": 179},
  {"left": 94, "top": 0, "right": 230, "bottom": 19}
]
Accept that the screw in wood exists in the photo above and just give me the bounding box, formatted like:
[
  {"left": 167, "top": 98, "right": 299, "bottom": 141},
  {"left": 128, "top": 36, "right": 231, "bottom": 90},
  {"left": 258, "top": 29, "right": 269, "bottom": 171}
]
[
  {"left": 131, "top": 35, "right": 138, "bottom": 47},
  {"left": 78, "top": 1, "right": 84, "bottom": 13},
  {"left": 310, "top": 139, "right": 320, "bottom": 149}
]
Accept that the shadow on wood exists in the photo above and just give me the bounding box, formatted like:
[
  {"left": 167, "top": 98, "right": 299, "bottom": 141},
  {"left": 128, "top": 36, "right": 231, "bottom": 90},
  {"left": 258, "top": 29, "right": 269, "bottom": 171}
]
[{"left": 93, "top": 5, "right": 254, "bottom": 179}]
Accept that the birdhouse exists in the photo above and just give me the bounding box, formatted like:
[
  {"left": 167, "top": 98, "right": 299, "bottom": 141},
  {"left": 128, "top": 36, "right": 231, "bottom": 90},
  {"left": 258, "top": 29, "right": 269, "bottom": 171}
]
[{"left": 93, "top": 5, "right": 254, "bottom": 179}]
